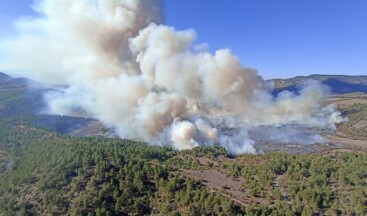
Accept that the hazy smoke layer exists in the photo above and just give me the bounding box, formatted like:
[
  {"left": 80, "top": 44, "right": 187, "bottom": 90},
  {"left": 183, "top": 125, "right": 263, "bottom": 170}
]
[{"left": 0, "top": 0, "right": 344, "bottom": 154}]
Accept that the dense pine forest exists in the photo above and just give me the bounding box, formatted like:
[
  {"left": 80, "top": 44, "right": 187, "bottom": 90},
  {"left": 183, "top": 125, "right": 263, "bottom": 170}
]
[{"left": 0, "top": 116, "right": 366, "bottom": 215}]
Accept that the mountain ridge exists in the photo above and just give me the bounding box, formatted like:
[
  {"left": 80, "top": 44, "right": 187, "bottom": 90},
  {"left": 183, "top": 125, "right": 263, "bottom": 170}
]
[
  {"left": 272, "top": 74, "right": 367, "bottom": 94},
  {"left": 0, "top": 72, "right": 12, "bottom": 82},
  {"left": 2, "top": 72, "right": 367, "bottom": 94}
]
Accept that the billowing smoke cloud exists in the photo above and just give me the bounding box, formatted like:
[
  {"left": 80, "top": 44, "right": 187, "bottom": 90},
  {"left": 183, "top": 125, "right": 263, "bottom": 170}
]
[{"left": 0, "top": 0, "right": 344, "bottom": 154}]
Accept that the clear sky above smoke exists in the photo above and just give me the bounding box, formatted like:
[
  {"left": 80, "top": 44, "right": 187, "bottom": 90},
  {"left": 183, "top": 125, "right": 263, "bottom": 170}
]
[{"left": 1, "top": 0, "right": 367, "bottom": 79}]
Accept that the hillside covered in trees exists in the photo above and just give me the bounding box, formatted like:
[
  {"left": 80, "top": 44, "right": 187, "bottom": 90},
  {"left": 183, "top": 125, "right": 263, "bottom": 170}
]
[
  {"left": 0, "top": 117, "right": 366, "bottom": 215},
  {"left": 0, "top": 72, "right": 366, "bottom": 215}
]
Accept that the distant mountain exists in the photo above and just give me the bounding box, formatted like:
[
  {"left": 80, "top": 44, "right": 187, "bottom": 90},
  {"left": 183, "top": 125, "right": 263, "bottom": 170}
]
[
  {"left": 0, "top": 72, "right": 43, "bottom": 116},
  {"left": 0, "top": 72, "right": 32, "bottom": 89},
  {"left": 0, "top": 72, "right": 95, "bottom": 135},
  {"left": 0, "top": 72, "right": 12, "bottom": 82},
  {"left": 273, "top": 74, "right": 367, "bottom": 94}
]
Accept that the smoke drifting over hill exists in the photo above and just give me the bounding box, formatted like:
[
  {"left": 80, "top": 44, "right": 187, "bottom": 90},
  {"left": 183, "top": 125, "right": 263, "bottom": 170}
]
[{"left": 0, "top": 0, "right": 344, "bottom": 154}]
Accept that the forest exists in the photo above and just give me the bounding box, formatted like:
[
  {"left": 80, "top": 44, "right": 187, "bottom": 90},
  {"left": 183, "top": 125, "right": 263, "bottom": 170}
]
[
  {"left": 0, "top": 116, "right": 366, "bottom": 215},
  {"left": 0, "top": 76, "right": 366, "bottom": 215}
]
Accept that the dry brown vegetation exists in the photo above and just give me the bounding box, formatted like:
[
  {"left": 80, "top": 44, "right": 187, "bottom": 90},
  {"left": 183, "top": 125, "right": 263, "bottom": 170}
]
[{"left": 330, "top": 93, "right": 367, "bottom": 145}]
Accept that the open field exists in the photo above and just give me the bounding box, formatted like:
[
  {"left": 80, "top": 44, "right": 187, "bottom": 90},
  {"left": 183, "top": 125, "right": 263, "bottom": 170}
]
[{"left": 330, "top": 93, "right": 367, "bottom": 146}]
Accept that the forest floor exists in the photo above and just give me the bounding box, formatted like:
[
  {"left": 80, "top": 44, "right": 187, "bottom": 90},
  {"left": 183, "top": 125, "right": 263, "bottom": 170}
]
[{"left": 0, "top": 149, "right": 11, "bottom": 176}]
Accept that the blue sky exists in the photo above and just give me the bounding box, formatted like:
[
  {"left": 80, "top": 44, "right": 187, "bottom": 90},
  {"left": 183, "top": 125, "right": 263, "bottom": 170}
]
[
  {"left": 1, "top": 0, "right": 367, "bottom": 79},
  {"left": 0, "top": 0, "right": 34, "bottom": 37}
]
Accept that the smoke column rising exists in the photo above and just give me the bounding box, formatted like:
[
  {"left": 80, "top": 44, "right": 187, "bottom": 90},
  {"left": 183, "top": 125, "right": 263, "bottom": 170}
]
[{"left": 0, "top": 0, "right": 344, "bottom": 154}]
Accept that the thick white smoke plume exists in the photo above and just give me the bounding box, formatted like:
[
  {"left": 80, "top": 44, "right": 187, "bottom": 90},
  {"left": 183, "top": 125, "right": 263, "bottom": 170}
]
[{"left": 0, "top": 0, "right": 344, "bottom": 154}]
